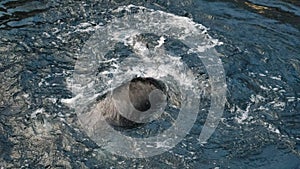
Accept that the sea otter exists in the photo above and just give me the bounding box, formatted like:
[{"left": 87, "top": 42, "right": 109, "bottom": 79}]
[{"left": 78, "top": 77, "right": 167, "bottom": 132}]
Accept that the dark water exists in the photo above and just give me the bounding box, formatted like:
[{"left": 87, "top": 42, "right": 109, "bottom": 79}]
[{"left": 1, "top": 0, "right": 300, "bottom": 168}]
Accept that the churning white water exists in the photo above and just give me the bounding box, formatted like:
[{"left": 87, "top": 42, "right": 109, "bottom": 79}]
[{"left": 63, "top": 5, "right": 226, "bottom": 158}]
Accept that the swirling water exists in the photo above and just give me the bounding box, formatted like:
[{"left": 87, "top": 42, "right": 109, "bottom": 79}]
[{"left": 0, "top": 0, "right": 299, "bottom": 168}]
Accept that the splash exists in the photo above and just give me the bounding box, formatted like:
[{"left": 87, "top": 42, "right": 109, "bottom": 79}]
[{"left": 64, "top": 5, "right": 226, "bottom": 158}]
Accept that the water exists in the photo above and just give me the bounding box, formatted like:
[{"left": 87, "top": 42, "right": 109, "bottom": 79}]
[{"left": 0, "top": 0, "right": 299, "bottom": 168}]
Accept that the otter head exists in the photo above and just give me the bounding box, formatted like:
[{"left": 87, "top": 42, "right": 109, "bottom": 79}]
[{"left": 104, "top": 77, "right": 167, "bottom": 128}]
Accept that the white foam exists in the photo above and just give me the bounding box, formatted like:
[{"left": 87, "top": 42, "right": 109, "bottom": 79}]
[
  {"left": 156, "top": 36, "right": 166, "bottom": 48},
  {"left": 62, "top": 5, "right": 226, "bottom": 157},
  {"left": 263, "top": 122, "right": 281, "bottom": 134},
  {"left": 250, "top": 94, "right": 266, "bottom": 103},
  {"left": 235, "top": 105, "right": 252, "bottom": 124},
  {"left": 259, "top": 84, "right": 270, "bottom": 91},
  {"left": 31, "top": 108, "right": 44, "bottom": 119},
  {"left": 286, "top": 96, "right": 295, "bottom": 102},
  {"left": 270, "top": 76, "right": 282, "bottom": 81},
  {"left": 259, "top": 73, "right": 266, "bottom": 77}
]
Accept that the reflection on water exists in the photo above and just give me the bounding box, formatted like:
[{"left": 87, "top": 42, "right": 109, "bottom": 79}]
[{"left": 0, "top": 0, "right": 299, "bottom": 168}]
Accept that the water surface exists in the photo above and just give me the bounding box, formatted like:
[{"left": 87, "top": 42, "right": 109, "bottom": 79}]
[{"left": 0, "top": 0, "right": 299, "bottom": 168}]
